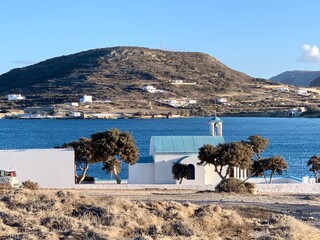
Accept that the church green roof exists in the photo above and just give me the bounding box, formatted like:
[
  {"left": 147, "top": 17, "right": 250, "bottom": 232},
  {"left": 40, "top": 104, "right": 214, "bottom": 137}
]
[{"left": 151, "top": 136, "right": 225, "bottom": 154}]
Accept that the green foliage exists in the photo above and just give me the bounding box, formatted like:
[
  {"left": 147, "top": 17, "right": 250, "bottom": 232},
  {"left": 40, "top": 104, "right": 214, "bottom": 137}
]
[
  {"left": 263, "top": 156, "right": 288, "bottom": 183},
  {"left": 91, "top": 128, "right": 139, "bottom": 165},
  {"left": 172, "top": 162, "right": 189, "bottom": 184},
  {"left": 247, "top": 135, "right": 269, "bottom": 160},
  {"left": 61, "top": 128, "right": 139, "bottom": 184},
  {"left": 63, "top": 138, "right": 95, "bottom": 165},
  {"left": 198, "top": 142, "right": 254, "bottom": 180},
  {"left": 215, "top": 178, "right": 256, "bottom": 194},
  {"left": 22, "top": 180, "right": 39, "bottom": 190},
  {"left": 60, "top": 137, "right": 95, "bottom": 184},
  {"left": 91, "top": 128, "right": 139, "bottom": 184},
  {"left": 307, "top": 155, "right": 320, "bottom": 183}
]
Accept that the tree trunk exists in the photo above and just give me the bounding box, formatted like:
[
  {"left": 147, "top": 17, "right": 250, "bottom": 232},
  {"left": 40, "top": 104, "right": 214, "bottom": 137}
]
[
  {"left": 113, "top": 165, "right": 121, "bottom": 184},
  {"left": 214, "top": 165, "right": 226, "bottom": 181},
  {"left": 269, "top": 172, "right": 274, "bottom": 184},
  {"left": 314, "top": 171, "right": 318, "bottom": 183},
  {"left": 262, "top": 172, "right": 268, "bottom": 183},
  {"left": 77, "top": 162, "right": 89, "bottom": 184},
  {"left": 179, "top": 178, "right": 183, "bottom": 184}
]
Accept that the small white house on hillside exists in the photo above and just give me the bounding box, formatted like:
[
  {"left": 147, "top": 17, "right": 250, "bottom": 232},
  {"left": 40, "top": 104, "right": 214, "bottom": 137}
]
[
  {"left": 80, "top": 95, "right": 93, "bottom": 103},
  {"left": 128, "top": 116, "right": 247, "bottom": 185},
  {"left": 8, "top": 94, "right": 25, "bottom": 101}
]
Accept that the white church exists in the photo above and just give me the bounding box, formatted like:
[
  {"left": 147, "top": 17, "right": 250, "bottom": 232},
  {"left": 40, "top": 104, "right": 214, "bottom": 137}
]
[{"left": 128, "top": 116, "right": 248, "bottom": 185}]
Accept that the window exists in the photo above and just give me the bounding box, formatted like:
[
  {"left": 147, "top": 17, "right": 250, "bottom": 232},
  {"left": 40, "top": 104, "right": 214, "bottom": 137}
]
[{"left": 187, "top": 164, "right": 195, "bottom": 180}]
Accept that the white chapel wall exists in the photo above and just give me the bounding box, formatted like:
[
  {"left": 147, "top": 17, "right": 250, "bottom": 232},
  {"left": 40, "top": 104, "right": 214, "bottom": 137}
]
[
  {"left": 179, "top": 156, "right": 206, "bottom": 185},
  {"left": 128, "top": 163, "right": 155, "bottom": 184}
]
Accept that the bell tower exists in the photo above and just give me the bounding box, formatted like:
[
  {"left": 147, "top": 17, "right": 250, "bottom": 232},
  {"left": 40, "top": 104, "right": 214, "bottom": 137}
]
[{"left": 209, "top": 114, "right": 223, "bottom": 136}]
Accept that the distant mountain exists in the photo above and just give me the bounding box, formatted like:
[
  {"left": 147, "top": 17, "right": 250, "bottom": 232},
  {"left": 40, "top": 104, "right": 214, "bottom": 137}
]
[
  {"left": 310, "top": 76, "right": 320, "bottom": 87},
  {"left": 270, "top": 71, "right": 320, "bottom": 87}
]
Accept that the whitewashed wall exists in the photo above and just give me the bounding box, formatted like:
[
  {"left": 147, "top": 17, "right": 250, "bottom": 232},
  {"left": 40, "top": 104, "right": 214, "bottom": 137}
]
[
  {"left": 0, "top": 149, "right": 74, "bottom": 188},
  {"left": 128, "top": 163, "right": 155, "bottom": 184},
  {"left": 153, "top": 154, "right": 185, "bottom": 184},
  {"left": 178, "top": 156, "right": 205, "bottom": 185}
]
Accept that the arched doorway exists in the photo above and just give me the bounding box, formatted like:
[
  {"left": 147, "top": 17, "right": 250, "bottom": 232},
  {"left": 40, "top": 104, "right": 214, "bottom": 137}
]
[{"left": 187, "top": 164, "right": 195, "bottom": 180}]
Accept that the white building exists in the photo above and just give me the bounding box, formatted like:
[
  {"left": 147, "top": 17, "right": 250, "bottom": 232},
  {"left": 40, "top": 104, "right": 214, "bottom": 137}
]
[
  {"left": 69, "top": 111, "right": 82, "bottom": 118},
  {"left": 171, "top": 79, "right": 184, "bottom": 84},
  {"left": 64, "top": 102, "right": 80, "bottom": 107},
  {"left": 80, "top": 95, "right": 93, "bottom": 103},
  {"left": 216, "top": 98, "right": 228, "bottom": 103},
  {"left": 142, "top": 85, "right": 157, "bottom": 93},
  {"left": 171, "top": 80, "right": 197, "bottom": 85},
  {"left": 277, "top": 87, "right": 289, "bottom": 92},
  {"left": 8, "top": 94, "right": 25, "bottom": 101},
  {"left": 128, "top": 117, "right": 247, "bottom": 185},
  {"left": 0, "top": 149, "right": 74, "bottom": 188},
  {"left": 296, "top": 89, "right": 308, "bottom": 96}
]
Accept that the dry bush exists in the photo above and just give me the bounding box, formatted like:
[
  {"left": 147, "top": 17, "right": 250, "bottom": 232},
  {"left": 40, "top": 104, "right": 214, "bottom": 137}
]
[
  {"left": 21, "top": 180, "right": 39, "bottom": 190},
  {"left": 0, "top": 189, "right": 319, "bottom": 239},
  {"left": 215, "top": 178, "right": 256, "bottom": 194},
  {"left": 0, "top": 183, "right": 13, "bottom": 193}
]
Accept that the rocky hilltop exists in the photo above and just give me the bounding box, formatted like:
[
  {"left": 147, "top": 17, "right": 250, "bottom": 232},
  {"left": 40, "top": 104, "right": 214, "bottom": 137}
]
[{"left": 0, "top": 47, "right": 318, "bottom": 116}]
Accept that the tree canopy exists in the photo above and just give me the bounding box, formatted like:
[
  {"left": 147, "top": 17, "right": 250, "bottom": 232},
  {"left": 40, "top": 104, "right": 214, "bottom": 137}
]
[
  {"left": 60, "top": 128, "right": 139, "bottom": 184},
  {"left": 263, "top": 156, "right": 288, "bottom": 183},
  {"left": 60, "top": 137, "right": 95, "bottom": 184},
  {"left": 247, "top": 135, "right": 269, "bottom": 160},
  {"left": 198, "top": 142, "right": 254, "bottom": 180},
  {"left": 91, "top": 128, "right": 139, "bottom": 184},
  {"left": 172, "top": 162, "right": 189, "bottom": 184},
  {"left": 307, "top": 155, "right": 320, "bottom": 183}
]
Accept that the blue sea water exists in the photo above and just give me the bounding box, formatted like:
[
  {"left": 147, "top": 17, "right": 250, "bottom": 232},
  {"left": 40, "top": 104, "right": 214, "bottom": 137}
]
[{"left": 0, "top": 117, "right": 319, "bottom": 180}]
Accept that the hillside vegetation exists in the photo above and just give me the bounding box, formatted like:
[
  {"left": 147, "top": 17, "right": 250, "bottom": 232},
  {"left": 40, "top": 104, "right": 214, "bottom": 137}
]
[
  {"left": 1, "top": 47, "right": 319, "bottom": 116},
  {"left": 0, "top": 189, "right": 319, "bottom": 239}
]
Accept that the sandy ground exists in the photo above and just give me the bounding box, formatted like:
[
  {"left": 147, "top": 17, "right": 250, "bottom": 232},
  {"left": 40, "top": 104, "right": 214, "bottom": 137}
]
[{"left": 76, "top": 189, "right": 320, "bottom": 228}]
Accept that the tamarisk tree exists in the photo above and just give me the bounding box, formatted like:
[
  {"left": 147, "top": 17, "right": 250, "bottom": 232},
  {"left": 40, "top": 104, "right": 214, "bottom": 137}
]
[
  {"left": 60, "top": 128, "right": 139, "bottom": 184},
  {"left": 198, "top": 142, "right": 254, "bottom": 181},
  {"left": 307, "top": 155, "right": 320, "bottom": 183},
  {"left": 91, "top": 128, "right": 139, "bottom": 184},
  {"left": 61, "top": 138, "right": 96, "bottom": 184}
]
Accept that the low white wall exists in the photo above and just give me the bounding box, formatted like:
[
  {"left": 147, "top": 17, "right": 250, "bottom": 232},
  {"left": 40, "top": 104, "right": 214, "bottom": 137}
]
[
  {"left": 256, "top": 183, "right": 320, "bottom": 194},
  {"left": 248, "top": 176, "right": 302, "bottom": 184},
  {"left": 76, "top": 183, "right": 216, "bottom": 191},
  {"left": 0, "top": 149, "right": 74, "bottom": 189}
]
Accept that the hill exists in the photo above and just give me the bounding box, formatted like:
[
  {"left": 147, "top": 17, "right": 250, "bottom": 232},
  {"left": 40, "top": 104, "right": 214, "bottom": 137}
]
[
  {"left": 0, "top": 46, "right": 318, "bottom": 116},
  {"left": 270, "top": 70, "right": 320, "bottom": 87},
  {"left": 310, "top": 75, "right": 320, "bottom": 87}
]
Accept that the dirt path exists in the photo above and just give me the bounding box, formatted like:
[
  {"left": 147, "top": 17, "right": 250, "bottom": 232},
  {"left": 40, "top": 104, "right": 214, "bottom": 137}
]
[{"left": 76, "top": 189, "right": 320, "bottom": 228}]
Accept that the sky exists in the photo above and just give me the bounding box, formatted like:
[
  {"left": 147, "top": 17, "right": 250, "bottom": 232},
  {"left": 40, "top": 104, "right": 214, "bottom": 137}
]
[{"left": 1, "top": 0, "right": 320, "bottom": 79}]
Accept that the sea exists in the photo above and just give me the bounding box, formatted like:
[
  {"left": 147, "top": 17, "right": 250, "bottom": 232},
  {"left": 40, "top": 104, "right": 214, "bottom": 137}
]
[{"left": 0, "top": 117, "right": 319, "bottom": 180}]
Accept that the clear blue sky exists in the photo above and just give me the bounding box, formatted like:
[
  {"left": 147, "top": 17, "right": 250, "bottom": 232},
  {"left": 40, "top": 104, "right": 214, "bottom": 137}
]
[{"left": 1, "top": 0, "right": 320, "bottom": 79}]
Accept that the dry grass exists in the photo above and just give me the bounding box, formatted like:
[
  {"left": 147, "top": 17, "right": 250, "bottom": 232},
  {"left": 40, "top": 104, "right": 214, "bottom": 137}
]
[{"left": 0, "top": 189, "right": 319, "bottom": 239}]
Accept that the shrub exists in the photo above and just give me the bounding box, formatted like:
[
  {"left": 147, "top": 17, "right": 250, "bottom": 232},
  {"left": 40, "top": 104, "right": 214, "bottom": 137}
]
[
  {"left": 22, "top": 180, "right": 39, "bottom": 190},
  {"left": 215, "top": 178, "right": 256, "bottom": 194},
  {"left": 0, "top": 183, "right": 13, "bottom": 193}
]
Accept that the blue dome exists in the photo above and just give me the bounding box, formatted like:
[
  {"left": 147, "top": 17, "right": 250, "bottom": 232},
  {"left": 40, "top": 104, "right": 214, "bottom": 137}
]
[{"left": 209, "top": 116, "right": 222, "bottom": 122}]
